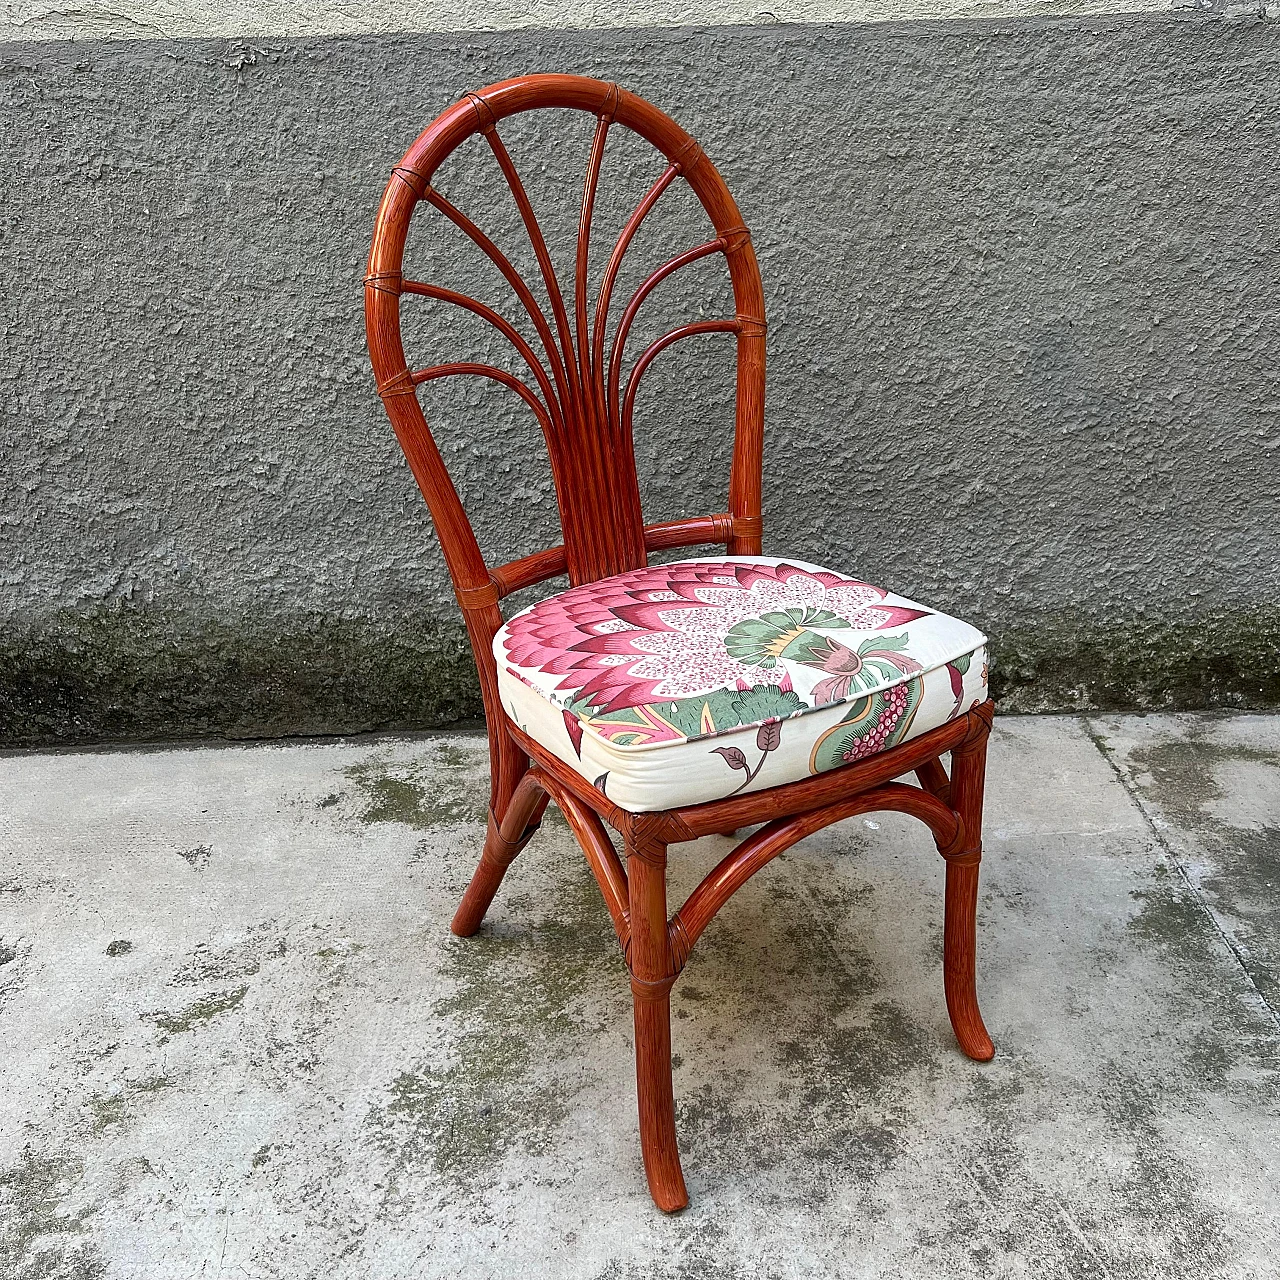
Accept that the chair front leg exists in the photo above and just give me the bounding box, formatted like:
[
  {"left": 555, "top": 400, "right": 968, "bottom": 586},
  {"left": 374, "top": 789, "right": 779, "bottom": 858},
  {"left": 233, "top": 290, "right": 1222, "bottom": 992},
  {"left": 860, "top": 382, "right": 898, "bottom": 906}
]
[
  {"left": 625, "top": 822, "right": 689, "bottom": 1213},
  {"left": 942, "top": 709, "right": 995, "bottom": 1061}
]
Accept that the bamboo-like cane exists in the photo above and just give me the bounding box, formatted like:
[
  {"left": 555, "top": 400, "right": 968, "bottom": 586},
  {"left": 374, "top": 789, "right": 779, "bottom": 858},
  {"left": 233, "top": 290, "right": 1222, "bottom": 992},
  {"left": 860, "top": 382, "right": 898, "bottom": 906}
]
[{"left": 364, "top": 74, "right": 994, "bottom": 1213}]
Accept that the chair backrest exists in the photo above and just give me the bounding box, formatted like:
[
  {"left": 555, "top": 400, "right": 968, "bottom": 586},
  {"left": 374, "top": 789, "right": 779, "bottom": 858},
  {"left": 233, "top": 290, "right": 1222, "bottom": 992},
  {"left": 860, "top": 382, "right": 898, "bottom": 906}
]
[{"left": 364, "top": 74, "right": 766, "bottom": 642}]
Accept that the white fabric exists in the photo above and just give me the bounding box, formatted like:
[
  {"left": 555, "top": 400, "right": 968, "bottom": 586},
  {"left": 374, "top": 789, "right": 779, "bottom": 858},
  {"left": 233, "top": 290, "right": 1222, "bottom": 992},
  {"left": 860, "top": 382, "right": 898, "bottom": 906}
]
[{"left": 494, "top": 556, "right": 988, "bottom": 813}]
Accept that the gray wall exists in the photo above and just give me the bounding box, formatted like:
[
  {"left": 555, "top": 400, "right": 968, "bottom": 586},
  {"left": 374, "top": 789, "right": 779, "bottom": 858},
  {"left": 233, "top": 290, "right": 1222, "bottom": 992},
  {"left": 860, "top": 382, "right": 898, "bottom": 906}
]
[
  {"left": 3, "top": 14, "right": 1278, "bottom": 746},
  {"left": 0, "top": 0, "right": 1211, "bottom": 41}
]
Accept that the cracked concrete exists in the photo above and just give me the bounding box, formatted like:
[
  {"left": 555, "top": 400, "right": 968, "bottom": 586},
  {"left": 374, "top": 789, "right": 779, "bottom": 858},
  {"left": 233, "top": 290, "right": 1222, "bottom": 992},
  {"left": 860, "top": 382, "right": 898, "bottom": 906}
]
[{"left": 1, "top": 714, "right": 1277, "bottom": 1277}]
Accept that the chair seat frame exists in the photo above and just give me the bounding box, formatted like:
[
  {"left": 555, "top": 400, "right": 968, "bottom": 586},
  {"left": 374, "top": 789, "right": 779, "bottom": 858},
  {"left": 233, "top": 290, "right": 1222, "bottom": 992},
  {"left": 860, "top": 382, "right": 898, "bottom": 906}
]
[{"left": 365, "top": 73, "right": 995, "bottom": 1212}]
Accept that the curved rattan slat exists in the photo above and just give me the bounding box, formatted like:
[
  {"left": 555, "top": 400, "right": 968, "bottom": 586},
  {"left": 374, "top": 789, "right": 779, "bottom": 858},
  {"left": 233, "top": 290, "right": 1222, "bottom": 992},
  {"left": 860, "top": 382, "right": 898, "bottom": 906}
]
[
  {"left": 621, "top": 320, "right": 741, "bottom": 448},
  {"left": 411, "top": 362, "right": 554, "bottom": 437},
  {"left": 489, "top": 544, "right": 570, "bottom": 597},
  {"left": 401, "top": 280, "right": 563, "bottom": 432},
  {"left": 529, "top": 765, "right": 632, "bottom": 949},
  {"left": 421, "top": 186, "right": 573, "bottom": 416},
  {"left": 482, "top": 127, "right": 584, "bottom": 412},
  {"left": 576, "top": 104, "right": 614, "bottom": 409},
  {"left": 670, "top": 783, "right": 962, "bottom": 958},
  {"left": 917, "top": 757, "right": 952, "bottom": 802},
  {"left": 606, "top": 238, "right": 725, "bottom": 434},
  {"left": 565, "top": 107, "right": 625, "bottom": 573},
  {"left": 593, "top": 164, "right": 680, "bottom": 418}
]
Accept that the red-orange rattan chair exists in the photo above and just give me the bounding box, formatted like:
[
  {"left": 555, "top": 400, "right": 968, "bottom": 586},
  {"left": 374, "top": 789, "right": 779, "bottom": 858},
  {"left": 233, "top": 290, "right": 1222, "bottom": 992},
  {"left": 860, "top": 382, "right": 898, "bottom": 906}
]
[{"left": 364, "top": 74, "right": 995, "bottom": 1212}]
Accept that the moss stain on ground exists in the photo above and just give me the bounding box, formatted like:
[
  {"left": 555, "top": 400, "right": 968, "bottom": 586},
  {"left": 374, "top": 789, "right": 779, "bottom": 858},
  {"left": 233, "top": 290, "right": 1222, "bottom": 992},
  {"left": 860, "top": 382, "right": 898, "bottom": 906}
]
[
  {"left": 343, "top": 741, "right": 490, "bottom": 829},
  {"left": 143, "top": 984, "right": 248, "bottom": 1035},
  {"left": 0, "top": 1148, "right": 104, "bottom": 1280},
  {"left": 1103, "top": 723, "right": 1280, "bottom": 1062},
  {"left": 172, "top": 922, "right": 285, "bottom": 986},
  {"left": 85, "top": 1077, "right": 172, "bottom": 1135},
  {"left": 365, "top": 836, "right": 624, "bottom": 1207},
  {"left": 0, "top": 937, "right": 28, "bottom": 1012}
]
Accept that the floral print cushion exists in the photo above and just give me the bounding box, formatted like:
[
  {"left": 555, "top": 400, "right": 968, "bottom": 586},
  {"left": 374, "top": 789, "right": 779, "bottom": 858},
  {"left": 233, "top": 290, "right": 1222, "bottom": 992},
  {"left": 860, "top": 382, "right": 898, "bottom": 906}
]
[{"left": 494, "top": 557, "right": 988, "bottom": 813}]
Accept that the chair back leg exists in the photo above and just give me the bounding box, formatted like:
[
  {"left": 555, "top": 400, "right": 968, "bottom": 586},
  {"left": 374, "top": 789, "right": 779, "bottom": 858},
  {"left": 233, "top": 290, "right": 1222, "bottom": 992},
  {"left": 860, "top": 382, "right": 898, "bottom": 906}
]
[{"left": 451, "top": 768, "right": 547, "bottom": 936}]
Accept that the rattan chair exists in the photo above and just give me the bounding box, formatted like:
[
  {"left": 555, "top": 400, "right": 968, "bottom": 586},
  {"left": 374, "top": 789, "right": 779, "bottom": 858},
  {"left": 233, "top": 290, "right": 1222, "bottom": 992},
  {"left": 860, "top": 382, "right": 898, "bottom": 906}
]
[{"left": 364, "top": 74, "right": 996, "bottom": 1211}]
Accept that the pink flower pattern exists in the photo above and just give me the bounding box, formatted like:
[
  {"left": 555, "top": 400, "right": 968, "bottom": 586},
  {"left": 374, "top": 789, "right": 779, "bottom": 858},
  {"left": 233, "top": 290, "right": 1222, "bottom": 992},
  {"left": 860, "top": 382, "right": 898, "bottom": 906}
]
[
  {"left": 842, "top": 683, "right": 915, "bottom": 762},
  {"left": 502, "top": 560, "right": 927, "bottom": 714}
]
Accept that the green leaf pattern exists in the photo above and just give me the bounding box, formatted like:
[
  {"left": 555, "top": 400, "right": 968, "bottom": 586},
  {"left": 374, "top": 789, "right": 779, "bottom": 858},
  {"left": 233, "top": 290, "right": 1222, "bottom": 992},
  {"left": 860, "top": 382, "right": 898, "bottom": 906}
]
[
  {"left": 563, "top": 682, "right": 804, "bottom": 747},
  {"left": 722, "top": 608, "right": 851, "bottom": 667}
]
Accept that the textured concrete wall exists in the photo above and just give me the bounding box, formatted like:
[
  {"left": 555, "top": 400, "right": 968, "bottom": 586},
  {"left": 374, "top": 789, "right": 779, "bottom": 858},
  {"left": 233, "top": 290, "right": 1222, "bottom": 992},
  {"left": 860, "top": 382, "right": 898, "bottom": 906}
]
[
  {"left": 3, "top": 15, "right": 1278, "bottom": 746},
  {"left": 0, "top": 0, "right": 1199, "bottom": 42}
]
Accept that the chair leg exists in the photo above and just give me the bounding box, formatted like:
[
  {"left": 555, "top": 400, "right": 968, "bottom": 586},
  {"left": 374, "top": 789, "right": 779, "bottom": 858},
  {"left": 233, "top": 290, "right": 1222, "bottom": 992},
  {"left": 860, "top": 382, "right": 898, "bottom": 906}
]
[
  {"left": 625, "top": 829, "right": 689, "bottom": 1212},
  {"left": 942, "top": 860, "right": 994, "bottom": 1061},
  {"left": 915, "top": 756, "right": 951, "bottom": 803},
  {"left": 450, "top": 772, "right": 545, "bottom": 937},
  {"left": 943, "top": 716, "right": 995, "bottom": 1062}
]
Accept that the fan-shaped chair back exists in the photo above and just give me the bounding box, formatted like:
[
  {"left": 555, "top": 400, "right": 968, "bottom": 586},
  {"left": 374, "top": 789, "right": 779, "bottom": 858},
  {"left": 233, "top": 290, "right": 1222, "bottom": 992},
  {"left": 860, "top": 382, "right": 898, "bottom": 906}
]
[{"left": 364, "top": 74, "right": 766, "bottom": 612}]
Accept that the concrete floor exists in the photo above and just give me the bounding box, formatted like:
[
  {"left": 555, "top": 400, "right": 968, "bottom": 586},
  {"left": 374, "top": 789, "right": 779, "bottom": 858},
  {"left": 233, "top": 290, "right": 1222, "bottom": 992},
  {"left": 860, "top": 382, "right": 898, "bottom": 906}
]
[{"left": 0, "top": 714, "right": 1277, "bottom": 1279}]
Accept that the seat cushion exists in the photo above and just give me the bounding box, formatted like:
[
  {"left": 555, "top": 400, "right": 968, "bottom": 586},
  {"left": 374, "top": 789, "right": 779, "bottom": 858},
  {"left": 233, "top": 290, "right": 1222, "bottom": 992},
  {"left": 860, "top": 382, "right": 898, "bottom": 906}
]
[{"left": 494, "top": 556, "right": 988, "bottom": 813}]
